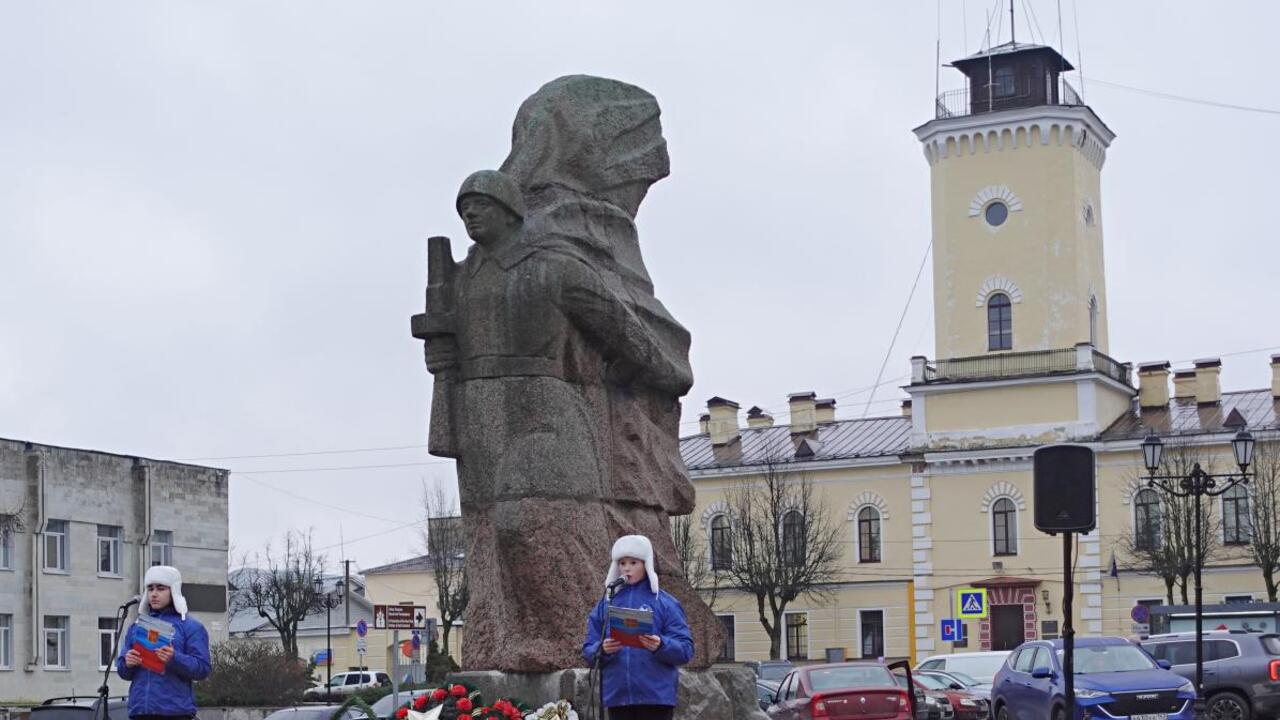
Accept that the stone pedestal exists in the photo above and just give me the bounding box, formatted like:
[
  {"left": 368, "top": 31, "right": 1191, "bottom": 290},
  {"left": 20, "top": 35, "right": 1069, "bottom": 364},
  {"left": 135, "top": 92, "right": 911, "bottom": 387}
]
[{"left": 450, "top": 667, "right": 767, "bottom": 720}]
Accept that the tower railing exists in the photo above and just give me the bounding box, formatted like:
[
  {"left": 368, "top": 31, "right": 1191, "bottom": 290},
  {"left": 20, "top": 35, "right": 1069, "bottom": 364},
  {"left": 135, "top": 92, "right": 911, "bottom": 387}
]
[
  {"left": 934, "top": 78, "right": 1085, "bottom": 119},
  {"left": 916, "top": 346, "right": 1132, "bottom": 387}
]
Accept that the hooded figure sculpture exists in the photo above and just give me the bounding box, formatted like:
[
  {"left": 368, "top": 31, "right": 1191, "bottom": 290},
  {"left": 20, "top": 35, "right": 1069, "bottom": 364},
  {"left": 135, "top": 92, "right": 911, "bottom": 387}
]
[{"left": 413, "top": 76, "right": 722, "bottom": 672}]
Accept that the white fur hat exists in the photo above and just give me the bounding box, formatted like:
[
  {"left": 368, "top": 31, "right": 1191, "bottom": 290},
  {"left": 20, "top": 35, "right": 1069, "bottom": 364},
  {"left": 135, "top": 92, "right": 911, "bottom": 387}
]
[
  {"left": 143, "top": 565, "right": 189, "bottom": 619},
  {"left": 604, "top": 534, "right": 659, "bottom": 594}
]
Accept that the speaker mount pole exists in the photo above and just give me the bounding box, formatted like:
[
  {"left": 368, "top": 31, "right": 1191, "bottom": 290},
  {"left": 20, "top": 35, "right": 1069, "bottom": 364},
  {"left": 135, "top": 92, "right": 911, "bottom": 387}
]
[{"left": 1063, "top": 531, "right": 1074, "bottom": 720}]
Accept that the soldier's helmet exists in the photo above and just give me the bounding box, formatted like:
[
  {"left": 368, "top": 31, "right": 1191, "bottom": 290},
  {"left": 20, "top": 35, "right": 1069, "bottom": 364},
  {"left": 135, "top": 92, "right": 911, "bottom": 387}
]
[{"left": 456, "top": 170, "right": 526, "bottom": 220}]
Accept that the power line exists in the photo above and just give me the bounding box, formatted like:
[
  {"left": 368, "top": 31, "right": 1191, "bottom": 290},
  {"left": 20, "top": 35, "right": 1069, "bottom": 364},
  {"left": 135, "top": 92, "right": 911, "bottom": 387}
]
[
  {"left": 235, "top": 471, "right": 410, "bottom": 523},
  {"left": 1085, "top": 76, "right": 1280, "bottom": 116},
  {"left": 863, "top": 241, "right": 932, "bottom": 418},
  {"left": 313, "top": 519, "right": 423, "bottom": 553},
  {"left": 231, "top": 461, "right": 452, "bottom": 474},
  {"left": 179, "top": 443, "right": 428, "bottom": 462}
]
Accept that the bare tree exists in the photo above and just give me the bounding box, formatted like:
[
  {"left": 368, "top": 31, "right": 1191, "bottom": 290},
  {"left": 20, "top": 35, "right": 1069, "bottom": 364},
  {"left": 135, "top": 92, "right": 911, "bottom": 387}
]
[
  {"left": 1119, "top": 443, "right": 1221, "bottom": 604},
  {"left": 231, "top": 530, "right": 326, "bottom": 660},
  {"left": 1248, "top": 441, "right": 1280, "bottom": 601},
  {"left": 420, "top": 484, "right": 468, "bottom": 659},
  {"left": 670, "top": 513, "right": 722, "bottom": 655},
  {"left": 720, "top": 456, "right": 843, "bottom": 660}
]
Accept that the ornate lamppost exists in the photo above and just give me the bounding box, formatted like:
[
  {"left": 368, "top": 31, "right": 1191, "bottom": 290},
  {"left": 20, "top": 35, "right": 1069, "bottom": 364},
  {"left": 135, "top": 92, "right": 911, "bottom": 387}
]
[
  {"left": 314, "top": 577, "right": 344, "bottom": 700},
  {"left": 1140, "top": 429, "right": 1255, "bottom": 720}
]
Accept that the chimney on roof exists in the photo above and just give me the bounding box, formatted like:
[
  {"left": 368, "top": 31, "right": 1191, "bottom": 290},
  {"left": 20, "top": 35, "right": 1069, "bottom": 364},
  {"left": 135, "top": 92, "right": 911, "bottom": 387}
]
[
  {"left": 746, "top": 406, "right": 774, "bottom": 428},
  {"left": 1272, "top": 354, "right": 1280, "bottom": 398},
  {"left": 1194, "top": 358, "right": 1222, "bottom": 405},
  {"left": 901, "top": 399, "right": 913, "bottom": 417},
  {"left": 815, "top": 398, "right": 837, "bottom": 424},
  {"left": 788, "top": 391, "right": 817, "bottom": 434},
  {"left": 1172, "top": 369, "right": 1196, "bottom": 399},
  {"left": 698, "top": 413, "right": 710, "bottom": 434},
  {"left": 1136, "top": 362, "right": 1171, "bottom": 409},
  {"left": 706, "top": 397, "right": 741, "bottom": 446}
]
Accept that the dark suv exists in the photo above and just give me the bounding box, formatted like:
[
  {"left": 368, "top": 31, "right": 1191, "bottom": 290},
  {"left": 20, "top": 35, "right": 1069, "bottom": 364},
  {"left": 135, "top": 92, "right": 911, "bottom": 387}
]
[
  {"left": 30, "top": 697, "right": 129, "bottom": 720},
  {"left": 1140, "top": 630, "right": 1280, "bottom": 720}
]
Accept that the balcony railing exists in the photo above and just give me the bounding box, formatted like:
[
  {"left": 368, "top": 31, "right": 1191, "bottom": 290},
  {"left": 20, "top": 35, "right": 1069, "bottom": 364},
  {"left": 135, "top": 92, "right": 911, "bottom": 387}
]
[
  {"left": 934, "top": 78, "right": 1084, "bottom": 120},
  {"left": 916, "top": 346, "right": 1133, "bottom": 387}
]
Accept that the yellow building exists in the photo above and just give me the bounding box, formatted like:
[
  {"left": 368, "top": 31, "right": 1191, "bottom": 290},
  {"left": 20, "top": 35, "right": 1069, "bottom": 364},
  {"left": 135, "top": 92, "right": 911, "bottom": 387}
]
[
  {"left": 362, "top": 554, "right": 464, "bottom": 666},
  {"left": 684, "top": 41, "right": 1280, "bottom": 663}
]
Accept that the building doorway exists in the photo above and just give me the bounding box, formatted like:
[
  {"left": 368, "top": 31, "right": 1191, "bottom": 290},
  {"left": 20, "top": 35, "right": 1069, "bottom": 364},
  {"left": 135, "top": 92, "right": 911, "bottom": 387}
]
[{"left": 990, "top": 605, "right": 1025, "bottom": 650}]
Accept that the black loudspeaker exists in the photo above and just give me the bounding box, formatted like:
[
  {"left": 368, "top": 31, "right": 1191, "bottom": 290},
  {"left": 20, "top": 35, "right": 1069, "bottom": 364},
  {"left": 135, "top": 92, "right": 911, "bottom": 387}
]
[{"left": 1033, "top": 444, "right": 1096, "bottom": 533}]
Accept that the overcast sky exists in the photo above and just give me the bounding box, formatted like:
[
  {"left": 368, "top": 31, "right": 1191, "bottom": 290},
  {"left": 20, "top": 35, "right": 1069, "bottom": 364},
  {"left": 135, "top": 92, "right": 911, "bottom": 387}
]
[{"left": 3, "top": 2, "right": 1277, "bottom": 575}]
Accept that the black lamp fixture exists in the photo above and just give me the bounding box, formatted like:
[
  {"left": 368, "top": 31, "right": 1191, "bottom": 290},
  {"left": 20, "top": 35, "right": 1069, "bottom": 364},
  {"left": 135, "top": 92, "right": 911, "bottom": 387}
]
[
  {"left": 1140, "top": 434, "right": 1163, "bottom": 473},
  {"left": 1232, "top": 430, "right": 1256, "bottom": 471}
]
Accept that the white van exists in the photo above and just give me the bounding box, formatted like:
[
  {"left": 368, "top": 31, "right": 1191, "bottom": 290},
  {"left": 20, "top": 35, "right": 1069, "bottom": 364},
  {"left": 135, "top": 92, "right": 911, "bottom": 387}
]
[{"left": 915, "top": 651, "right": 1012, "bottom": 685}]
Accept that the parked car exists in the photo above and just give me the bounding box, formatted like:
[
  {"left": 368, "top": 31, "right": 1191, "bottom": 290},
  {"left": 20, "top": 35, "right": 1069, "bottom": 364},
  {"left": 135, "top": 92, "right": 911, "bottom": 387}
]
[
  {"left": 895, "top": 671, "right": 956, "bottom": 720},
  {"left": 910, "top": 671, "right": 991, "bottom": 720},
  {"left": 991, "top": 636, "right": 1195, "bottom": 720},
  {"left": 371, "top": 689, "right": 432, "bottom": 718},
  {"left": 302, "top": 669, "right": 393, "bottom": 699},
  {"left": 1140, "top": 630, "right": 1280, "bottom": 720},
  {"left": 262, "top": 708, "right": 368, "bottom": 720},
  {"left": 749, "top": 660, "right": 799, "bottom": 683},
  {"left": 917, "top": 651, "right": 1013, "bottom": 685},
  {"left": 758, "top": 679, "right": 781, "bottom": 712},
  {"left": 30, "top": 697, "right": 129, "bottom": 720},
  {"left": 919, "top": 669, "right": 994, "bottom": 700},
  {"left": 767, "top": 661, "right": 914, "bottom": 720}
]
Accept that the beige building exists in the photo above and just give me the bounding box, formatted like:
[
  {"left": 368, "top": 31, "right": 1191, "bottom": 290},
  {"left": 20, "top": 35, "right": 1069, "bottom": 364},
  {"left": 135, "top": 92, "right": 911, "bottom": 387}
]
[
  {"left": 362, "top": 554, "right": 463, "bottom": 666},
  {"left": 683, "top": 41, "right": 1280, "bottom": 664}
]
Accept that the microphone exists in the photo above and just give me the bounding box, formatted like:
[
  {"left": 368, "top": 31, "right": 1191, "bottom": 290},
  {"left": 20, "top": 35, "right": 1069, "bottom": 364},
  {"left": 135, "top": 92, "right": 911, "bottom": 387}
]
[
  {"left": 120, "top": 596, "right": 141, "bottom": 610},
  {"left": 606, "top": 577, "right": 626, "bottom": 591}
]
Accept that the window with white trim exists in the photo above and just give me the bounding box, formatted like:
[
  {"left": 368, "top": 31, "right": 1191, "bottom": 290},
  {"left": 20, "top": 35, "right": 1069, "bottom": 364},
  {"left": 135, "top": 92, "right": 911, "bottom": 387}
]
[
  {"left": 98, "top": 525, "right": 122, "bottom": 575},
  {"left": 781, "top": 511, "right": 806, "bottom": 566},
  {"left": 0, "top": 528, "right": 12, "bottom": 570},
  {"left": 784, "top": 612, "right": 808, "bottom": 660},
  {"left": 1134, "top": 489, "right": 1163, "bottom": 551},
  {"left": 44, "top": 520, "right": 68, "bottom": 572},
  {"left": 987, "top": 293, "right": 1013, "bottom": 351},
  {"left": 992, "top": 497, "right": 1018, "bottom": 556},
  {"left": 98, "top": 617, "right": 118, "bottom": 670},
  {"left": 860, "top": 609, "right": 885, "bottom": 659},
  {"left": 716, "top": 614, "right": 735, "bottom": 662},
  {"left": 1223, "top": 485, "right": 1251, "bottom": 545},
  {"left": 0, "top": 614, "right": 11, "bottom": 669},
  {"left": 44, "top": 616, "right": 68, "bottom": 668},
  {"left": 151, "top": 530, "right": 173, "bottom": 567},
  {"left": 709, "top": 516, "right": 731, "bottom": 571},
  {"left": 858, "top": 506, "right": 881, "bottom": 563}
]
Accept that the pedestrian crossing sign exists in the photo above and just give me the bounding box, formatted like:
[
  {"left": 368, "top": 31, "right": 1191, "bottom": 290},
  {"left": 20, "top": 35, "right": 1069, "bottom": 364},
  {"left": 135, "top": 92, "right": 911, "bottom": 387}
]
[{"left": 956, "top": 587, "right": 988, "bottom": 619}]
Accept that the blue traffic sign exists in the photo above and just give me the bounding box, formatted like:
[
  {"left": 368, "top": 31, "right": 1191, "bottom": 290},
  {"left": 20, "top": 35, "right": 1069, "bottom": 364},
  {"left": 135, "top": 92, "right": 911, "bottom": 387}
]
[
  {"left": 941, "top": 618, "right": 964, "bottom": 642},
  {"left": 356, "top": 619, "right": 368, "bottom": 637},
  {"left": 411, "top": 629, "right": 421, "bottom": 649}
]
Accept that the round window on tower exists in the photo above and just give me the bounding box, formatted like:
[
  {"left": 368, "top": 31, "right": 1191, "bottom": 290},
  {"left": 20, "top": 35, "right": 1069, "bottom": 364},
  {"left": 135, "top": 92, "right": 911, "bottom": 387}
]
[{"left": 984, "top": 201, "right": 1009, "bottom": 227}]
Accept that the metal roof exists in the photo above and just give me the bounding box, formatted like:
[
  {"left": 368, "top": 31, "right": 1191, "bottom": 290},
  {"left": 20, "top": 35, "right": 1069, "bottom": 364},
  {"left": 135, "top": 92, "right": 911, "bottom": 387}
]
[
  {"left": 363, "top": 554, "right": 436, "bottom": 575},
  {"left": 680, "top": 416, "right": 911, "bottom": 471},
  {"left": 1099, "top": 389, "right": 1279, "bottom": 441}
]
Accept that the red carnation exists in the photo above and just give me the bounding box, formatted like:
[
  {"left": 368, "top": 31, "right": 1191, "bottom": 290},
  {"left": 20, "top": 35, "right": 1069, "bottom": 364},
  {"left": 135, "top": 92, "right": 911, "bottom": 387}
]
[
  {"left": 413, "top": 696, "right": 428, "bottom": 711},
  {"left": 456, "top": 698, "right": 474, "bottom": 713},
  {"left": 478, "top": 708, "right": 490, "bottom": 715},
  {"left": 432, "top": 688, "right": 448, "bottom": 701},
  {"left": 451, "top": 684, "right": 467, "bottom": 697},
  {"left": 395, "top": 709, "right": 408, "bottom": 720}
]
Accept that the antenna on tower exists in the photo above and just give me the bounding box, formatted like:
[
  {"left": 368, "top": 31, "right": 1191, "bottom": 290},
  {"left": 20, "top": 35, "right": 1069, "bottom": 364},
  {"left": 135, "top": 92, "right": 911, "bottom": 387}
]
[{"left": 1010, "top": 0, "right": 1016, "bottom": 45}]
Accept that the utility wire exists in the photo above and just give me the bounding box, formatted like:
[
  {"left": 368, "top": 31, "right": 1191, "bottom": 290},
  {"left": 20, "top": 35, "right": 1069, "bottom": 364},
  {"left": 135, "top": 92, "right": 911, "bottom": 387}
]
[
  {"left": 863, "top": 241, "right": 932, "bottom": 418},
  {"left": 179, "top": 443, "right": 428, "bottom": 462},
  {"left": 1084, "top": 76, "right": 1280, "bottom": 116},
  {"left": 235, "top": 470, "right": 406, "bottom": 523}
]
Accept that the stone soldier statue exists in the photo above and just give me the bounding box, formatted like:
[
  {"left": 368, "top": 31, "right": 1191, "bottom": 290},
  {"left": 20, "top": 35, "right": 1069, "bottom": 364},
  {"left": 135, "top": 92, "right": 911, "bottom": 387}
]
[{"left": 413, "top": 76, "right": 721, "bottom": 672}]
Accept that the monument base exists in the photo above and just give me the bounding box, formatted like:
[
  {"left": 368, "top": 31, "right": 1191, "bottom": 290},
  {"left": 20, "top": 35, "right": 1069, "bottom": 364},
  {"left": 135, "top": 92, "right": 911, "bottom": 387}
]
[{"left": 449, "top": 666, "right": 767, "bottom": 720}]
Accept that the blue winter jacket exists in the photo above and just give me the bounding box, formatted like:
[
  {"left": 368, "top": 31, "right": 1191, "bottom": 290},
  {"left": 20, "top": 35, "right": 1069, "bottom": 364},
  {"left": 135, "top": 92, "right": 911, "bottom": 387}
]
[
  {"left": 116, "top": 608, "right": 211, "bottom": 718},
  {"left": 581, "top": 582, "right": 694, "bottom": 708}
]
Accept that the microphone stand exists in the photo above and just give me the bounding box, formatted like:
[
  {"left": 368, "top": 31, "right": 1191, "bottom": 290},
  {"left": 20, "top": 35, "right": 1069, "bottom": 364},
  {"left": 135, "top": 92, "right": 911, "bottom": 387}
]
[
  {"left": 592, "top": 583, "right": 619, "bottom": 720},
  {"left": 97, "top": 602, "right": 135, "bottom": 720}
]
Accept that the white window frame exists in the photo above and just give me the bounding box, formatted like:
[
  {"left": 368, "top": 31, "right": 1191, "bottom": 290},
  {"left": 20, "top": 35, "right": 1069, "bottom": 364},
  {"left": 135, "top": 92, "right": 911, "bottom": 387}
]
[
  {"left": 855, "top": 505, "right": 883, "bottom": 564},
  {"left": 0, "top": 528, "right": 12, "bottom": 570},
  {"left": 43, "top": 520, "right": 68, "bottom": 573},
  {"left": 44, "top": 616, "right": 68, "bottom": 669},
  {"left": 857, "top": 607, "right": 887, "bottom": 660},
  {"left": 990, "top": 496, "right": 1019, "bottom": 557},
  {"left": 151, "top": 530, "right": 174, "bottom": 567},
  {"left": 1132, "top": 488, "right": 1164, "bottom": 551},
  {"left": 782, "top": 610, "right": 809, "bottom": 661},
  {"left": 716, "top": 613, "right": 736, "bottom": 662},
  {"left": 1219, "top": 487, "right": 1252, "bottom": 546},
  {"left": 98, "top": 617, "right": 119, "bottom": 671},
  {"left": 0, "top": 613, "right": 12, "bottom": 670},
  {"left": 97, "top": 525, "right": 123, "bottom": 576}
]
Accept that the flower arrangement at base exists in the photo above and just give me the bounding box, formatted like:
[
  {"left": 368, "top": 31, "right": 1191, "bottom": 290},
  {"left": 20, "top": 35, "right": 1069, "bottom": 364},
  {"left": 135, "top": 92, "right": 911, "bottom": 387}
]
[
  {"left": 390, "top": 683, "right": 532, "bottom": 720},
  {"left": 522, "top": 700, "right": 578, "bottom": 720}
]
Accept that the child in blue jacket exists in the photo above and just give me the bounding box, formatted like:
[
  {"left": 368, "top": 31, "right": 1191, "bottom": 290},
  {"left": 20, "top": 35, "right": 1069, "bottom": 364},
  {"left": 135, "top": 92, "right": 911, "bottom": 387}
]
[
  {"left": 117, "top": 565, "right": 211, "bottom": 719},
  {"left": 582, "top": 534, "right": 694, "bottom": 720}
]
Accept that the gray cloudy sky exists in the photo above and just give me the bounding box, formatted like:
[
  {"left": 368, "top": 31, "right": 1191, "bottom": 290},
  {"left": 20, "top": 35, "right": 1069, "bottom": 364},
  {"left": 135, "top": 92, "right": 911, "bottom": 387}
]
[{"left": 3, "top": 2, "right": 1277, "bottom": 573}]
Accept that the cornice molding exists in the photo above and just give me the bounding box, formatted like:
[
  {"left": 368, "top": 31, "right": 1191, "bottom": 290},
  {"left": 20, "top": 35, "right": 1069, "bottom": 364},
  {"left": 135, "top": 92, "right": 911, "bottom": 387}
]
[{"left": 914, "top": 105, "right": 1114, "bottom": 170}]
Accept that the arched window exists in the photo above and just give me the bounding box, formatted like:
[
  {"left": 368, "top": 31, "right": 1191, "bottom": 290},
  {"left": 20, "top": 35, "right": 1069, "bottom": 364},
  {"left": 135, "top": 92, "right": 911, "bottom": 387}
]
[
  {"left": 782, "top": 511, "right": 806, "bottom": 566},
  {"left": 710, "top": 514, "right": 732, "bottom": 570},
  {"left": 992, "top": 497, "right": 1017, "bottom": 556},
  {"left": 1223, "top": 485, "right": 1251, "bottom": 545},
  {"left": 987, "top": 293, "right": 1012, "bottom": 351},
  {"left": 858, "top": 507, "right": 881, "bottom": 563},
  {"left": 1134, "top": 489, "right": 1162, "bottom": 551}
]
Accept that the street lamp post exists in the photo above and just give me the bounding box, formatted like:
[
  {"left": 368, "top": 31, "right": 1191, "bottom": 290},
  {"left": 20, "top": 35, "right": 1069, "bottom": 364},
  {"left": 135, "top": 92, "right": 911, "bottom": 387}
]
[
  {"left": 1140, "top": 429, "right": 1255, "bottom": 720},
  {"left": 314, "top": 577, "right": 344, "bottom": 700}
]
